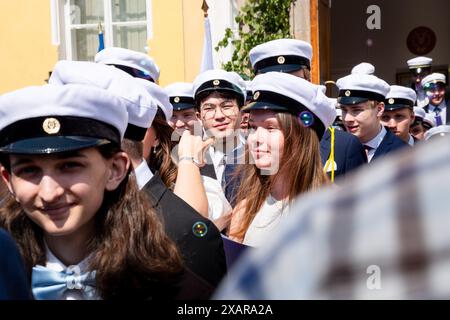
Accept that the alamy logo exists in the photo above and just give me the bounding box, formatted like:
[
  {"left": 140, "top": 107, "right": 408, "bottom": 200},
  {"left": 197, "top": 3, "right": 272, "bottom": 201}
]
[
  {"left": 366, "top": 5, "right": 381, "bottom": 30},
  {"left": 366, "top": 265, "right": 382, "bottom": 290}
]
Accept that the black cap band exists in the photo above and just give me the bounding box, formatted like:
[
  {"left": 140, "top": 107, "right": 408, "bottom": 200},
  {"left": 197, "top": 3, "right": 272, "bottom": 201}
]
[
  {"left": 338, "top": 89, "right": 385, "bottom": 102},
  {"left": 0, "top": 116, "right": 121, "bottom": 148},
  {"left": 246, "top": 90, "right": 325, "bottom": 139},
  {"left": 170, "top": 96, "right": 196, "bottom": 110},
  {"left": 195, "top": 79, "right": 245, "bottom": 106},
  {"left": 124, "top": 123, "right": 147, "bottom": 141},
  {"left": 170, "top": 96, "right": 194, "bottom": 105},
  {"left": 384, "top": 98, "right": 414, "bottom": 109},
  {"left": 254, "top": 55, "right": 310, "bottom": 73}
]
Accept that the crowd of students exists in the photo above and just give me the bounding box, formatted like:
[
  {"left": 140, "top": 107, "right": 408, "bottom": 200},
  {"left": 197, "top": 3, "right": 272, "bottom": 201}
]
[{"left": 0, "top": 37, "right": 448, "bottom": 300}]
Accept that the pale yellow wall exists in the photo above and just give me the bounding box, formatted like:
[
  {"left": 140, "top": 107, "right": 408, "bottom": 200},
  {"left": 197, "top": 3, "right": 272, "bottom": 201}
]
[
  {"left": 148, "top": 0, "right": 185, "bottom": 86},
  {"left": 182, "top": 0, "right": 205, "bottom": 82},
  {"left": 0, "top": 0, "right": 58, "bottom": 94},
  {"left": 149, "top": 0, "right": 205, "bottom": 86},
  {"left": 0, "top": 0, "right": 206, "bottom": 91}
]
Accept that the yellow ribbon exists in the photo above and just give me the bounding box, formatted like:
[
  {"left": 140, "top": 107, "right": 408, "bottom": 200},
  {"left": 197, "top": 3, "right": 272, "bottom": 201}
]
[{"left": 323, "top": 127, "right": 335, "bottom": 182}]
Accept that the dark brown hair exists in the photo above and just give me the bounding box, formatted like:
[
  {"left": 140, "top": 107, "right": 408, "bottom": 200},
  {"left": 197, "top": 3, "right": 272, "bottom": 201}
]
[
  {"left": 146, "top": 111, "right": 178, "bottom": 189},
  {"left": 0, "top": 143, "right": 183, "bottom": 299}
]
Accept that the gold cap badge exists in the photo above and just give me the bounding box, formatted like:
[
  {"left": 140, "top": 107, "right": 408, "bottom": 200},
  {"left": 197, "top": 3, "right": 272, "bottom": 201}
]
[
  {"left": 345, "top": 90, "right": 351, "bottom": 96},
  {"left": 253, "top": 91, "right": 260, "bottom": 100},
  {"left": 277, "top": 56, "right": 285, "bottom": 64},
  {"left": 388, "top": 98, "right": 395, "bottom": 104},
  {"left": 174, "top": 97, "right": 180, "bottom": 103},
  {"left": 213, "top": 79, "right": 220, "bottom": 86},
  {"left": 42, "top": 118, "right": 60, "bottom": 135}
]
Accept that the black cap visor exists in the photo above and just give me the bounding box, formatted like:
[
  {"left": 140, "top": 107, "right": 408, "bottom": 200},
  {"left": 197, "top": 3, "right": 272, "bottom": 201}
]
[{"left": 0, "top": 136, "right": 112, "bottom": 154}]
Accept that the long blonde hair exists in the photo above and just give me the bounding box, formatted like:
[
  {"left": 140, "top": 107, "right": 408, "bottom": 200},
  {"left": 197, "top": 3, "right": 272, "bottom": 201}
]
[{"left": 231, "top": 112, "right": 328, "bottom": 241}]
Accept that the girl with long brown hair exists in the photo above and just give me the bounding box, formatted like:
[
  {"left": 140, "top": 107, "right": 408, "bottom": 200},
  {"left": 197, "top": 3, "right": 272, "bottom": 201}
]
[
  {"left": 229, "top": 72, "right": 336, "bottom": 246},
  {"left": 0, "top": 84, "right": 212, "bottom": 299}
]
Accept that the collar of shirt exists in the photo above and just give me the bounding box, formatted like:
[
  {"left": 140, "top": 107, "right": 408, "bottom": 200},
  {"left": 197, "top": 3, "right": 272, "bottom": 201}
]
[
  {"left": 364, "top": 126, "right": 386, "bottom": 163},
  {"left": 45, "top": 246, "right": 99, "bottom": 300},
  {"left": 408, "top": 135, "right": 415, "bottom": 146},
  {"left": 429, "top": 101, "right": 447, "bottom": 113},
  {"left": 365, "top": 126, "right": 386, "bottom": 150},
  {"left": 134, "top": 159, "right": 154, "bottom": 190}
]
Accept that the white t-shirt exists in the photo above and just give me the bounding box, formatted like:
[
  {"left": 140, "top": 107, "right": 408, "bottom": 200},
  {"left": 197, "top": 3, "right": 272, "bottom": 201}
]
[{"left": 243, "top": 194, "right": 290, "bottom": 247}]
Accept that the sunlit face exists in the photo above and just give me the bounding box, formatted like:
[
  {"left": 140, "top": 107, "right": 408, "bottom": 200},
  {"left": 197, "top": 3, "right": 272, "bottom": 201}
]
[
  {"left": 168, "top": 108, "right": 201, "bottom": 136},
  {"left": 199, "top": 93, "right": 241, "bottom": 140},
  {"left": 341, "top": 101, "right": 384, "bottom": 143},
  {"left": 381, "top": 107, "right": 415, "bottom": 143},
  {"left": 1, "top": 148, "right": 124, "bottom": 237},
  {"left": 247, "top": 110, "right": 284, "bottom": 175}
]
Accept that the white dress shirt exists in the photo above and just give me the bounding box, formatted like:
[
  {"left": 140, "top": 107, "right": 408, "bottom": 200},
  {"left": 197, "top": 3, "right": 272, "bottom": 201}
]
[{"left": 134, "top": 159, "right": 154, "bottom": 190}]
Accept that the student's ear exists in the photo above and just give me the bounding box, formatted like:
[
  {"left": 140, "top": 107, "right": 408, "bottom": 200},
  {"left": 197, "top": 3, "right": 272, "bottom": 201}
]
[
  {"left": 105, "top": 152, "right": 131, "bottom": 191},
  {"left": 376, "top": 102, "right": 385, "bottom": 117},
  {"left": 0, "top": 166, "right": 18, "bottom": 201}
]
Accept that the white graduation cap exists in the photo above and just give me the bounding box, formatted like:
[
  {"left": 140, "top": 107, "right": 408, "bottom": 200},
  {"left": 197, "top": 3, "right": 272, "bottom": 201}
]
[
  {"left": 95, "top": 47, "right": 160, "bottom": 82},
  {"left": 384, "top": 85, "right": 417, "bottom": 110},
  {"left": 165, "top": 82, "right": 195, "bottom": 111},
  {"left": 0, "top": 84, "right": 128, "bottom": 154},
  {"left": 49, "top": 60, "right": 157, "bottom": 141},
  {"left": 249, "top": 39, "right": 312, "bottom": 74},
  {"left": 245, "top": 72, "right": 336, "bottom": 139},
  {"left": 193, "top": 69, "right": 246, "bottom": 105}
]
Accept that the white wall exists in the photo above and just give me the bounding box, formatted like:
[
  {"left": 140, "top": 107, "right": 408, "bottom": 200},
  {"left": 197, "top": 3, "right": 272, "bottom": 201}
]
[
  {"left": 330, "top": 0, "right": 449, "bottom": 84},
  {"left": 206, "top": 0, "right": 239, "bottom": 69}
]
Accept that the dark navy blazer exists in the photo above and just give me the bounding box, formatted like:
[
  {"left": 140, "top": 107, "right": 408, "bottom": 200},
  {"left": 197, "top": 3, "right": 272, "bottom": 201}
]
[
  {"left": 320, "top": 128, "right": 367, "bottom": 179},
  {"left": 0, "top": 228, "right": 30, "bottom": 300}
]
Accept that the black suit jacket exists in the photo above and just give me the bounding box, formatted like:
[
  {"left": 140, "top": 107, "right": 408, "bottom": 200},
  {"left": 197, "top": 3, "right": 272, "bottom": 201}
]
[
  {"left": 320, "top": 129, "right": 367, "bottom": 179},
  {"left": 372, "top": 128, "right": 408, "bottom": 161},
  {"left": 0, "top": 228, "right": 30, "bottom": 300},
  {"left": 142, "top": 174, "right": 227, "bottom": 288}
]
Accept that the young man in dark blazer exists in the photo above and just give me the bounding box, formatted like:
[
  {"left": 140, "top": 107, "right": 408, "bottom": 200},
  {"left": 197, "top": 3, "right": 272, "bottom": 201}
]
[
  {"left": 422, "top": 73, "right": 450, "bottom": 126},
  {"left": 336, "top": 71, "right": 407, "bottom": 163}
]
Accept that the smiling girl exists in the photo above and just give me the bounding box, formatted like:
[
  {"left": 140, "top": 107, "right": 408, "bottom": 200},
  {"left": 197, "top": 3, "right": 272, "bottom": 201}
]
[
  {"left": 0, "top": 84, "right": 211, "bottom": 299},
  {"left": 229, "top": 72, "right": 336, "bottom": 246}
]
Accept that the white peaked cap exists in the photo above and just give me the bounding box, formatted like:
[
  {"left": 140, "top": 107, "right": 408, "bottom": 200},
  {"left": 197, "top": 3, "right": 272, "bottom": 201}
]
[
  {"left": 95, "top": 47, "right": 160, "bottom": 82},
  {"left": 246, "top": 72, "right": 336, "bottom": 138},
  {"left": 135, "top": 78, "right": 173, "bottom": 121},
  {"left": 49, "top": 60, "right": 157, "bottom": 140}
]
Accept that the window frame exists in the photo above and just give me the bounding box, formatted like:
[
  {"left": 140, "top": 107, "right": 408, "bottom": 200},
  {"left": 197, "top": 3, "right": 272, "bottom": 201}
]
[{"left": 57, "top": 0, "right": 152, "bottom": 60}]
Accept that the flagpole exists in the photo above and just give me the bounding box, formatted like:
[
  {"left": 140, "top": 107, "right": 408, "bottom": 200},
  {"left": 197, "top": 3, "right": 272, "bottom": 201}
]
[
  {"left": 97, "top": 21, "right": 105, "bottom": 52},
  {"left": 200, "top": 0, "right": 214, "bottom": 72}
]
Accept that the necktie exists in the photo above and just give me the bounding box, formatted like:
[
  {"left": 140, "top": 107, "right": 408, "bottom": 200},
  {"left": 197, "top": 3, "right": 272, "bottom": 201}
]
[
  {"left": 434, "top": 107, "right": 443, "bottom": 126},
  {"left": 364, "top": 145, "right": 373, "bottom": 158},
  {"left": 32, "top": 265, "right": 97, "bottom": 300}
]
